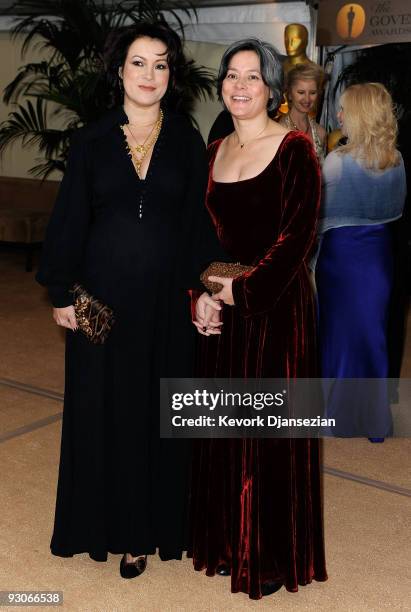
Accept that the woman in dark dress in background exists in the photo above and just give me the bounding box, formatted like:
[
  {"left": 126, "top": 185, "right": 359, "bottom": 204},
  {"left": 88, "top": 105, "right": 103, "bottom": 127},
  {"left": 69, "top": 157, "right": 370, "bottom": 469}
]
[
  {"left": 316, "top": 83, "right": 406, "bottom": 440},
  {"left": 36, "top": 23, "right": 212, "bottom": 578},
  {"left": 189, "top": 39, "right": 327, "bottom": 599}
]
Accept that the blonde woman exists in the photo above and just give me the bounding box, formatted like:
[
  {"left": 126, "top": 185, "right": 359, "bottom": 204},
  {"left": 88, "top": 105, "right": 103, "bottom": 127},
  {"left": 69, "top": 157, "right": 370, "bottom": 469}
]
[
  {"left": 316, "top": 83, "right": 406, "bottom": 441},
  {"left": 278, "top": 63, "right": 326, "bottom": 162}
]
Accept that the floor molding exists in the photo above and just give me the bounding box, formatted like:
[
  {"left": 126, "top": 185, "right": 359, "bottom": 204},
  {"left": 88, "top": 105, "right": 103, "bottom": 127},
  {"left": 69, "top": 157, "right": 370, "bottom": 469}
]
[
  {"left": 0, "top": 412, "right": 62, "bottom": 443},
  {"left": 0, "top": 377, "right": 64, "bottom": 401},
  {"left": 323, "top": 466, "right": 411, "bottom": 498},
  {"left": 1, "top": 377, "right": 410, "bottom": 497}
]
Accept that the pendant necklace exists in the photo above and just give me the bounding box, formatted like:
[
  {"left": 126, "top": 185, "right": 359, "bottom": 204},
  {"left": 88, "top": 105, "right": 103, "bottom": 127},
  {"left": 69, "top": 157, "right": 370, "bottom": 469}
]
[
  {"left": 238, "top": 121, "right": 269, "bottom": 149},
  {"left": 121, "top": 109, "right": 164, "bottom": 221},
  {"left": 122, "top": 109, "right": 164, "bottom": 179}
]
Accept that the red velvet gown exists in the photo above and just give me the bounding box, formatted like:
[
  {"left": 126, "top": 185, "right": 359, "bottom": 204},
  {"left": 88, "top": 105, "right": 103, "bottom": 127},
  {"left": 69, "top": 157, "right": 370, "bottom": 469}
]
[{"left": 188, "top": 132, "right": 327, "bottom": 599}]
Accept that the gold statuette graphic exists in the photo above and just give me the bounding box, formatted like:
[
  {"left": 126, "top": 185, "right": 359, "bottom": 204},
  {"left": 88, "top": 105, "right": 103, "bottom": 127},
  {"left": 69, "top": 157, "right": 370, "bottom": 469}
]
[{"left": 337, "top": 4, "right": 366, "bottom": 40}]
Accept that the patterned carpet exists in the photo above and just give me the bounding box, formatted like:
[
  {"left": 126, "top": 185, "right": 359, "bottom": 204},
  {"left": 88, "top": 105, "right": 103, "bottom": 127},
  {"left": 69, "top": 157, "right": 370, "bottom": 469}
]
[{"left": 1, "top": 247, "right": 410, "bottom": 611}]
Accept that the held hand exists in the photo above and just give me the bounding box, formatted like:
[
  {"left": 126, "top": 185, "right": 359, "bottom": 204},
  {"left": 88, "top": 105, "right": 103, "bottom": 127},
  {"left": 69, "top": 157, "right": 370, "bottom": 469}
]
[
  {"left": 193, "top": 292, "right": 222, "bottom": 336},
  {"left": 53, "top": 305, "right": 78, "bottom": 331},
  {"left": 208, "top": 276, "right": 234, "bottom": 306}
]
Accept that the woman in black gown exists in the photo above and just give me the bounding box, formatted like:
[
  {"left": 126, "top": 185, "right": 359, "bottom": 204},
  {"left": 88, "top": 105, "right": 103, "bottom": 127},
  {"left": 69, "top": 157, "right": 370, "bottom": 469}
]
[{"left": 37, "top": 23, "right": 212, "bottom": 577}]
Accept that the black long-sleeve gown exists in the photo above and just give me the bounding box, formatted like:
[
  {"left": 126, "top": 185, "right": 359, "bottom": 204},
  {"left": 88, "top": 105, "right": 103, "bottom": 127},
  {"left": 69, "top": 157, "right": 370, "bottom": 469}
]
[{"left": 37, "top": 107, "right": 214, "bottom": 561}]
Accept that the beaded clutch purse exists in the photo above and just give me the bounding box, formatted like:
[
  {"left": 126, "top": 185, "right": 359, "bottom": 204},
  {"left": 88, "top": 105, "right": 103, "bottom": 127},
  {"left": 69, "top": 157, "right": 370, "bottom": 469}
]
[
  {"left": 71, "top": 284, "right": 115, "bottom": 344},
  {"left": 200, "top": 262, "right": 253, "bottom": 294}
]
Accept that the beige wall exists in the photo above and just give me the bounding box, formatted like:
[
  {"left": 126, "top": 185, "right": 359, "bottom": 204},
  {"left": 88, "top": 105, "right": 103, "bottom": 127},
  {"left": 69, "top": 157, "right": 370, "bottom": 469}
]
[{"left": 0, "top": 35, "right": 226, "bottom": 180}]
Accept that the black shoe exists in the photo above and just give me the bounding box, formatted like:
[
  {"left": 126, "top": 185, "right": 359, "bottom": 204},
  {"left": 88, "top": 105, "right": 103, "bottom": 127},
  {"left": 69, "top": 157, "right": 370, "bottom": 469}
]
[
  {"left": 119, "top": 554, "right": 147, "bottom": 579},
  {"left": 261, "top": 581, "right": 283, "bottom": 597},
  {"left": 216, "top": 564, "right": 230, "bottom": 576}
]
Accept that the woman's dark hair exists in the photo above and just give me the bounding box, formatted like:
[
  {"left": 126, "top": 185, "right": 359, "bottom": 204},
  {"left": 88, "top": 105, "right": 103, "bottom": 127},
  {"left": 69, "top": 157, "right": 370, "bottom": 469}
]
[
  {"left": 217, "top": 38, "right": 284, "bottom": 112},
  {"left": 104, "top": 22, "right": 186, "bottom": 107}
]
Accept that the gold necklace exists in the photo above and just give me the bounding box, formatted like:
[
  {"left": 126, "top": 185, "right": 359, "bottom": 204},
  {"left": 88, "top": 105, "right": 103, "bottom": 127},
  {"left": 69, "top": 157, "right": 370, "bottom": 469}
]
[
  {"left": 287, "top": 112, "right": 309, "bottom": 134},
  {"left": 128, "top": 119, "right": 158, "bottom": 128},
  {"left": 237, "top": 121, "right": 269, "bottom": 149},
  {"left": 122, "top": 109, "right": 164, "bottom": 178}
]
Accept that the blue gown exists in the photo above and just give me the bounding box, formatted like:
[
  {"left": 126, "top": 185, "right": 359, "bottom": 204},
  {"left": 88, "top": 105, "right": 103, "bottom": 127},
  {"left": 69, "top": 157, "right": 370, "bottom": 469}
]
[{"left": 315, "top": 223, "right": 393, "bottom": 437}]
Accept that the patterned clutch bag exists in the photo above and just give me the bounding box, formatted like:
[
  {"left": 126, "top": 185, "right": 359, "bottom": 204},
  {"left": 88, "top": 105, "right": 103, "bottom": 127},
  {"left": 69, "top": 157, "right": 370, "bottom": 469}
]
[
  {"left": 71, "top": 283, "right": 115, "bottom": 344},
  {"left": 200, "top": 261, "right": 253, "bottom": 294}
]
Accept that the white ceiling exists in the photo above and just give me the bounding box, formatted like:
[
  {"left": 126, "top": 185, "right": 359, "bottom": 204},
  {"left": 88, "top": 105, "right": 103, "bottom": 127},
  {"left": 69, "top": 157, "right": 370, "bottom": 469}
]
[{"left": 0, "top": 0, "right": 313, "bottom": 14}]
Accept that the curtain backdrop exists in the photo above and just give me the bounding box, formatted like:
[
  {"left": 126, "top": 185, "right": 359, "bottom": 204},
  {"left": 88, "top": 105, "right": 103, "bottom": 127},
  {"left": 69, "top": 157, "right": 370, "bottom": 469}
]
[{"left": 167, "top": 2, "right": 314, "bottom": 57}]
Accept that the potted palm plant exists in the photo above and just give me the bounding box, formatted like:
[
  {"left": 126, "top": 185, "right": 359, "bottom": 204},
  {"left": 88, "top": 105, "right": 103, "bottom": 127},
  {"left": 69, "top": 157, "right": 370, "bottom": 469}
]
[{"left": 0, "top": 0, "right": 215, "bottom": 179}]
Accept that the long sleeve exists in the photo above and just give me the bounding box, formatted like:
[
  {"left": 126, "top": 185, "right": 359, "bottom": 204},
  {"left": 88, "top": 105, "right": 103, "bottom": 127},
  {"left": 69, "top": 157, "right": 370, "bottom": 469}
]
[
  {"left": 232, "top": 134, "right": 320, "bottom": 317},
  {"left": 36, "top": 131, "right": 92, "bottom": 307}
]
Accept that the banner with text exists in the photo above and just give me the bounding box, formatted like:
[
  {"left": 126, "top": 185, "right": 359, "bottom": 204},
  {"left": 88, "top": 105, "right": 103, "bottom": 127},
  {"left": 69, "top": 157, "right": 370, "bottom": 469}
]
[{"left": 317, "top": 0, "right": 411, "bottom": 46}]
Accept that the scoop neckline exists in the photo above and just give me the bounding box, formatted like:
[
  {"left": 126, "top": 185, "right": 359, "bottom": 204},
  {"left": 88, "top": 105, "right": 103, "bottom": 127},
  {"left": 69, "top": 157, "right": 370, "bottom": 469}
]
[{"left": 211, "top": 130, "right": 293, "bottom": 185}]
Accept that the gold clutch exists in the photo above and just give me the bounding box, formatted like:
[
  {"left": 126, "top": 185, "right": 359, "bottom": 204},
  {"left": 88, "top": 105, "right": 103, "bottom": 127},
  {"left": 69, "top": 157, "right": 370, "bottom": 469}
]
[
  {"left": 71, "top": 284, "right": 115, "bottom": 344},
  {"left": 200, "top": 261, "right": 253, "bottom": 294}
]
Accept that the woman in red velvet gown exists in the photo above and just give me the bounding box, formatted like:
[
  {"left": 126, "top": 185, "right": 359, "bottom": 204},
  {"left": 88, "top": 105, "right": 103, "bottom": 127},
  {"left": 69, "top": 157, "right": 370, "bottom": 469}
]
[{"left": 188, "top": 39, "right": 327, "bottom": 599}]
